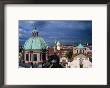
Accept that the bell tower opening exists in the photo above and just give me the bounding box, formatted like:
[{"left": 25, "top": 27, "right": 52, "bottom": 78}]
[{"left": 32, "top": 30, "right": 38, "bottom": 37}]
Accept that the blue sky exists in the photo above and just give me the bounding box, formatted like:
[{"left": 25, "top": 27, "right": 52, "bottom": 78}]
[{"left": 19, "top": 20, "right": 92, "bottom": 46}]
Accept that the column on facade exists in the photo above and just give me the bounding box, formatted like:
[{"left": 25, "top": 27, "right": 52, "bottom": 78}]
[
  {"left": 40, "top": 53, "right": 42, "bottom": 62},
  {"left": 29, "top": 52, "right": 30, "bottom": 62},
  {"left": 30, "top": 53, "right": 33, "bottom": 62},
  {"left": 37, "top": 53, "right": 40, "bottom": 62}
]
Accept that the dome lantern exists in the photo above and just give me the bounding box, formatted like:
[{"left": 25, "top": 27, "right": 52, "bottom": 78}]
[{"left": 32, "top": 29, "right": 38, "bottom": 37}]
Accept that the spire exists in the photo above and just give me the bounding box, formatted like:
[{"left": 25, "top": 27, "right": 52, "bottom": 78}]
[
  {"left": 57, "top": 41, "right": 60, "bottom": 50},
  {"left": 87, "top": 43, "right": 88, "bottom": 46},
  {"left": 57, "top": 41, "right": 60, "bottom": 46},
  {"left": 55, "top": 40, "right": 56, "bottom": 44}
]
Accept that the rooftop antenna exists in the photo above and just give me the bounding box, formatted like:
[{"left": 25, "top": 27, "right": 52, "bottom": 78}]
[{"left": 33, "top": 22, "right": 37, "bottom": 30}]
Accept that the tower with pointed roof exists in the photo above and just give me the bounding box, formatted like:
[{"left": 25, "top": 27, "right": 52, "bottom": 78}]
[{"left": 56, "top": 41, "right": 61, "bottom": 50}]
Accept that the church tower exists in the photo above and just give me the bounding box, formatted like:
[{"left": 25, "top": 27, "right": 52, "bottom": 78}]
[{"left": 56, "top": 41, "right": 61, "bottom": 50}]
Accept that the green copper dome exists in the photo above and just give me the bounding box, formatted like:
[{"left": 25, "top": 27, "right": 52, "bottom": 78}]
[
  {"left": 24, "top": 37, "right": 47, "bottom": 50},
  {"left": 76, "top": 43, "right": 84, "bottom": 49}
]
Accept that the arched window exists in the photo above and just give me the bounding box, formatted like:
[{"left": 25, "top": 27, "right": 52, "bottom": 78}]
[
  {"left": 26, "top": 54, "right": 29, "bottom": 61},
  {"left": 77, "top": 50, "right": 78, "bottom": 53},
  {"left": 83, "top": 50, "right": 84, "bottom": 53},
  {"left": 33, "top": 54, "right": 37, "bottom": 61}
]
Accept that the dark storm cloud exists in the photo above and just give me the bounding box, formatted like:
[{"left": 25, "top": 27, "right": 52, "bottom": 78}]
[{"left": 19, "top": 20, "right": 92, "bottom": 46}]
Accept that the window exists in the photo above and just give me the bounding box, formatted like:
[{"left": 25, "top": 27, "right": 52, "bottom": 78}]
[
  {"left": 83, "top": 50, "right": 84, "bottom": 53},
  {"left": 77, "top": 50, "right": 78, "bottom": 53},
  {"left": 79, "top": 58, "right": 83, "bottom": 65},
  {"left": 33, "top": 54, "right": 37, "bottom": 61},
  {"left": 42, "top": 53, "right": 46, "bottom": 61},
  {"left": 26, "top": 54, "right": 29, "bottom": 61}
]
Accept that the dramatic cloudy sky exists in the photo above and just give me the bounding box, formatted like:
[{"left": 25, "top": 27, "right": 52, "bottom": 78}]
[{"left": 19, "top": 20, "right": 92, "bottom": 47}]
